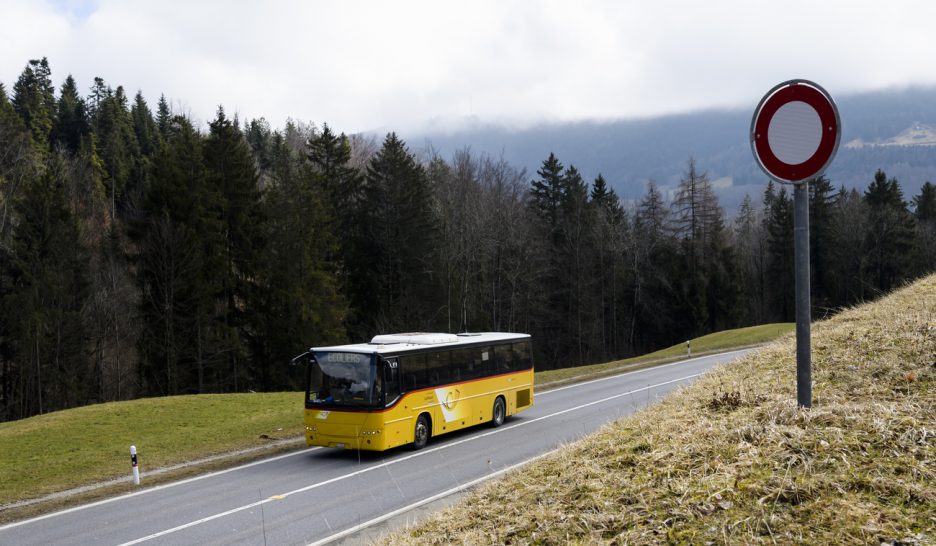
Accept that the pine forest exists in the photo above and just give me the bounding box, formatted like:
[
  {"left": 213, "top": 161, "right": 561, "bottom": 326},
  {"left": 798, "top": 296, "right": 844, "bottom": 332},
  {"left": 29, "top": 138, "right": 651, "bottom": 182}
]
[{"left": 1, "top": 58, "right": 935, "bottom": 422}]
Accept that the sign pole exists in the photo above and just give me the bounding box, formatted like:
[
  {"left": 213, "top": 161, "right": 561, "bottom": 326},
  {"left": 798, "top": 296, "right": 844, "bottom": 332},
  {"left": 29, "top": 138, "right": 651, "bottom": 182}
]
[
  {"left": 793, "top": 180, "right": 811, "bottom": 407},
  {"left": 751, "top": 79, "right": 840, "bottom": 409}
]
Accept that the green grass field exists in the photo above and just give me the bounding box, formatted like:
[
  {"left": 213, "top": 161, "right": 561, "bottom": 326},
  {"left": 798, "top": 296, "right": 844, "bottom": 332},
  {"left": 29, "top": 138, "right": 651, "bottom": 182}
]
[
  {"left": 0, "top": 393, "right": 303, "bottom": 509},
  {"left": 0, "top": 322, "right": 793, "bottom": 515}
]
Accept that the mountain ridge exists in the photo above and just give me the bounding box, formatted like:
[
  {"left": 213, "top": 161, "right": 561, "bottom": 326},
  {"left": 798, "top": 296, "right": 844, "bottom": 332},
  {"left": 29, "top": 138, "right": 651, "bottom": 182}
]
[{"left": 401, "top": 86, "right": 936, "bottom": 211}]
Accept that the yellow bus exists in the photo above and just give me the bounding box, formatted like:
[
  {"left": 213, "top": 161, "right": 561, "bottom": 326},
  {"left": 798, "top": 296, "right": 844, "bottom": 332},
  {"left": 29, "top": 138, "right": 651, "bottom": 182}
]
[{"left": 295, "top": 332, "right": 534, "bottom": 451}]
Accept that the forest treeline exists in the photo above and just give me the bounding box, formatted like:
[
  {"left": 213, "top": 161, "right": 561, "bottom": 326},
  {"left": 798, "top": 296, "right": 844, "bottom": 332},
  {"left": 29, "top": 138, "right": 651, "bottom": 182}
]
[{"left": 1, "top": 58, "right": 935, "bottom": 422}]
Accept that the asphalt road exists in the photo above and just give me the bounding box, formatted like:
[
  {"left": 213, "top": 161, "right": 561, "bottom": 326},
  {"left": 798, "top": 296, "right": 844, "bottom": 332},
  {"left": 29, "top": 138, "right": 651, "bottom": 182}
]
[{"left": 0, "top": 349, "right": 752, "bottom": 546}]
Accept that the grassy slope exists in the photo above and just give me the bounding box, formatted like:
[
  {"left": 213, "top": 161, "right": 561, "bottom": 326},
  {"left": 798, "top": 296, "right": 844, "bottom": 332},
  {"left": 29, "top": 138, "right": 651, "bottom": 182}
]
[
  {"left": 0, "top": 393, "right": 303, "bottom": 506},
  {"left": 0, "top": 323, "right": 791, "bottom": 511},
  {"left": 535, "top": 323, "right": 793, "bottom": 385},
  {"left": 382, "top": 274, "right": 936, "bottom": 545}
]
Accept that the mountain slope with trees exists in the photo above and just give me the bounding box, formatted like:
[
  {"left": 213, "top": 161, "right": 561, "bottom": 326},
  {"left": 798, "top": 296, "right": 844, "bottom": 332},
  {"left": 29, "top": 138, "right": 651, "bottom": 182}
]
[{"left": 1, "top": 58, "right": 934, "bottom": 421}]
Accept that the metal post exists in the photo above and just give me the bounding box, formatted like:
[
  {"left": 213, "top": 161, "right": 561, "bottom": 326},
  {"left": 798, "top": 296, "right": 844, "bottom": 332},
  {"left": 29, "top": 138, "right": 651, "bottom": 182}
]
[{"left": 793, "top": 181, "right": 811, "bottom": 408}]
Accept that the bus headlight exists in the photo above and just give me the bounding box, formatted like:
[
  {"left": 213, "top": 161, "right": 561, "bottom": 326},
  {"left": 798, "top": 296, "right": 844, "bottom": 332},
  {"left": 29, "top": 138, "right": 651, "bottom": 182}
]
[
  {"left": 361, "top": 430, "right": 380, "bottom": 436},
  {"left": 306, "top": 426, "right": 317, "bottom": 432}
]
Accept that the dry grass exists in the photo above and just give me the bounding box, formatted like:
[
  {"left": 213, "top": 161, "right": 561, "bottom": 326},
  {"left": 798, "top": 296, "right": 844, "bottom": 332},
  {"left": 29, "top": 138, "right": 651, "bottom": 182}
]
[{"left": 381, "top": 274, "right": 936, "bottom": 545}]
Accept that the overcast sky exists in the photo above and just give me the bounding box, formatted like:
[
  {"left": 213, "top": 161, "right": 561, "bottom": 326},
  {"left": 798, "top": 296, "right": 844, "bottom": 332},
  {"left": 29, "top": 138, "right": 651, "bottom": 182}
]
[{"left": 2, "top": 1, "right": 935, "bottom": 134}]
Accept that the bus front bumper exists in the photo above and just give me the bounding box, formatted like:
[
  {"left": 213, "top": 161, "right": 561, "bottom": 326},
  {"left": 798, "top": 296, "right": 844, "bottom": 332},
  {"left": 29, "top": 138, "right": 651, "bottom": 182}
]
[{"left": 305, "top": 427, "right": 387, "bottom": 450}]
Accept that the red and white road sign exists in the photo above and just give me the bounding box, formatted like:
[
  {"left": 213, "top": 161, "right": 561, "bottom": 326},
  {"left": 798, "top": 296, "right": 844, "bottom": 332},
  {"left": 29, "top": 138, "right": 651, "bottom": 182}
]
[{"left": 750, "top": 79, "right": 840, "bottom": 183}]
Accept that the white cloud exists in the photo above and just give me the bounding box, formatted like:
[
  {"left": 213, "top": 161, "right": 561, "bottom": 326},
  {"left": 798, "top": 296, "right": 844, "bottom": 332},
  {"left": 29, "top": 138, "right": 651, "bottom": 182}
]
[{"left": 2, "top": 0, "right": 935, "bottom": 134}]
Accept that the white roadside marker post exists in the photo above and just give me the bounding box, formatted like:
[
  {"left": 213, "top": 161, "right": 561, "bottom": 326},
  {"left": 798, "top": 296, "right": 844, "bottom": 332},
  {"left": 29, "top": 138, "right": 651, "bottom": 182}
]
[{"left": 130, "top": 445, "right": 140, "bottom": 485}]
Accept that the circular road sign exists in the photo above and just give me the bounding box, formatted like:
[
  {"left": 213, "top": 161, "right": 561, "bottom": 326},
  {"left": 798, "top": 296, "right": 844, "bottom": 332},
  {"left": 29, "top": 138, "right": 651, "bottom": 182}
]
[{"left": 750, "top": 79, "right": 840, "bottom": 183}]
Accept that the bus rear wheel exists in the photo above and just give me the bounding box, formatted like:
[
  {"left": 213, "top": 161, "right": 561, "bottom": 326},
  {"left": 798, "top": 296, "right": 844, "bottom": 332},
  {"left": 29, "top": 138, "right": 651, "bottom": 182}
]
[
  {"left": 413, "top": 414, "right": 430, "bottom": 450},
  {"left": 492, "top": 396, "right": 506, "bottom": 427}
]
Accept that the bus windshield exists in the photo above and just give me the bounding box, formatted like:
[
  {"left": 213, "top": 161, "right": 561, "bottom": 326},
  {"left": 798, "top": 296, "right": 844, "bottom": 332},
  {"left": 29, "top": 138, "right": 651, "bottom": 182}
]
[{"left": 308, "top": 352, "right": 381, "bottom": 407}]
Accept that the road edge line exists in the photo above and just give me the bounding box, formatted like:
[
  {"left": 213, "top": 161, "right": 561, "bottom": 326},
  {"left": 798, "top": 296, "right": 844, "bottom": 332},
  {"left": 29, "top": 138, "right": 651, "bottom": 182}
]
[{"left": 306, "top": 447, "right": 562, "bottom": 546}]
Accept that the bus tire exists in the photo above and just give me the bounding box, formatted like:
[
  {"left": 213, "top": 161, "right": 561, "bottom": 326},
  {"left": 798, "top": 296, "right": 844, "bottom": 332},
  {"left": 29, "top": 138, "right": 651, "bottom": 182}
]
[
  {"left": 413, "top": 414, "right": 430, "bottom": 450},
  {"left": 491, "top": 396, "right": 506, "bottom": 427}
]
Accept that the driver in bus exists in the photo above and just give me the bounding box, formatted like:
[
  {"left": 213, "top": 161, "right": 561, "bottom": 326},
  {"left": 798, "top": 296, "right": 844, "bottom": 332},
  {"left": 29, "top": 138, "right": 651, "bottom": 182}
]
[{"left": 350, "top": 379, "right": 368, "bottom": 394}]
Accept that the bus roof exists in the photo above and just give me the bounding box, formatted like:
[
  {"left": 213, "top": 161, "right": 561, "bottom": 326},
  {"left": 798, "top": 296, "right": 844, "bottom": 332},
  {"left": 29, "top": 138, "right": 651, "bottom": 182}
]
[{"left": 312, "top": 332, "right": 530, "bottom": 355}]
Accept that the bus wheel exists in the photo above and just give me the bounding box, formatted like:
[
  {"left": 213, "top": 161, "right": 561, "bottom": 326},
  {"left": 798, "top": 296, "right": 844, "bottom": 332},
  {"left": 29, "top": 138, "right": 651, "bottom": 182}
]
[
  {"left": 492, "top": 396, "right": 506, "bottom": 427},
  {"left": 413, "top": 414, "right": 430, "bottom": 450}
]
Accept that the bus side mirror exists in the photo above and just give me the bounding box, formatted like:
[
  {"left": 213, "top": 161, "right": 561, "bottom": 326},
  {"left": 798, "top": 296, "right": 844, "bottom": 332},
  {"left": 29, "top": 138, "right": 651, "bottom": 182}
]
[
  {"left": 383, "top": 358, "right": 398, "bottom": 377},
  {"left": 290, "top": 351, "right": 311, "bottom": 367}
]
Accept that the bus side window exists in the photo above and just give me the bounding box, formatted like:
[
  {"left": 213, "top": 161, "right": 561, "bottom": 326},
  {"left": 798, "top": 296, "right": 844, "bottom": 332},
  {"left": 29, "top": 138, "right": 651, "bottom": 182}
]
[
  {"left": 403, "top": 354, "right": 427, "bottom": 389},
  {"left": 383, "top": 358, "right": 401, "bottom": 405},
  {"left": 512, "top": 341, "right": 532, "bottom": 371},
  {"left": 451, "top": 348, "right": 474, "bottom": 381},
  {"left": 426, "top": 351, "right": 449, "bottom": 386},
  {"left": 494, "top": 344, "right": 511, "bottom": 374},
  {"left": 476, "top": 346, "right": 493, "bottom": 378}
]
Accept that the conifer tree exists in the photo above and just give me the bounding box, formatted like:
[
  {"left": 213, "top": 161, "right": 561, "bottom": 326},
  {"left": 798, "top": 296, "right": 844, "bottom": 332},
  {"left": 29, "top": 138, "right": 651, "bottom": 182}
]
[
  {"left": 912, "top": 181, "right": 936, "bottom": 273},
  {"left": 307, "top": 123, "right": 361, "bottom": 204},
  {"left": 306, "top": 123, "right": 363, "bottom": 238},
  {"left": 638, "top": 180, "right": 668, "bottom": 234},
  {"left": 155, "top": 94, "right": 171, "bottom": 139},
  {"left": 131, "top": 91, "right": 158, "bottom": 157},
  {"left": 87, "top": 77, "right": 108, "bottom": 125},
  {"left": 307, "top": 124, "right": 370, "bottom": 337},
  {"left": 733, "top": 193, "right": 773, "bottom": 324},
  {"left": 914, "top": 181, "right": 936, "bottom": 221},
  {"left": 808, "top": 175, "right": 836, "bottom": 312},
  {"left": 245, "top": 118, "right": 274, "bottom": 174},
  {"left": 203, "top": 107, "right": 265, "bottom": 390},
  {"left": 827, "top": 187, "right": 868, "bottom": 305},
  {"left": 589, "top": 174, "right": 622, "bottom": 218},
  {"left": 51, "top": 75, "right": 89, "bottom": 154},
  {"left": 127, "top": 91, "right": 158, "bottom": 207},
  {"left": 527, "top": 153, "right": 575, "bottom": 365},
  {"left": 629, "top": 180, "right": 676, "bottom": 352},
  {"left": 588, "top": 173, "right": 627, "bottom": 359},
  {"left": 11, "top": 58, "right": 56, "bottom": 150},
  {"left": 529, "top": 152, "right": 564, "bottom": 230},
  {"left": 762, "top": 179, "right": 777, "bottom": 214},
  {"left": 558, "top": 165, "right": 595, "bottom": 362},
  {"left": 0, "top": 169, "right": 90, "bottom": 419},
  {"left": 359, "top": 133, "right": 438, "bottom": 333},
  {"left": 863, "top": 169, "right": 915, "bottom": 292},
  {"left": 764, "top": 185, "right": 794, "bottom": 321},
  {"left": 0, "top": 82, "right": 36, "bottom": 241},
  {"left": 89, "top": 83, "right": 139, "bottom": 218}
]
